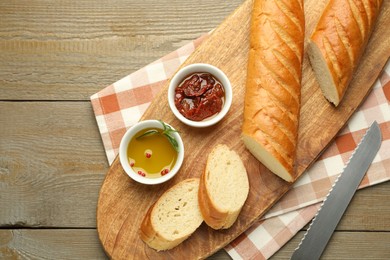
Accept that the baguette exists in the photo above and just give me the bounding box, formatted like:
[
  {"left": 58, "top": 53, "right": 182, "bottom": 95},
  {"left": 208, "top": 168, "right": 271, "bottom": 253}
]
[
  {"left": 139, "top": 178, "right": 203, "bottom": 251},
  {"left": 308, "top": 0, "right": 383, "bottom": 106},
  {"left": 198, "top": 144, "right": 249, "bottom": 229},
  {"left": 241, "top": 0, "right": 305, "bottom": 182}
]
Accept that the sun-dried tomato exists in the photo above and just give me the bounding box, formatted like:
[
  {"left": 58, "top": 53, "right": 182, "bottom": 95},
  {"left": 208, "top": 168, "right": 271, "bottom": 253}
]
[{"left": 174, "top": 73, "right": 225, "bottom": 121}]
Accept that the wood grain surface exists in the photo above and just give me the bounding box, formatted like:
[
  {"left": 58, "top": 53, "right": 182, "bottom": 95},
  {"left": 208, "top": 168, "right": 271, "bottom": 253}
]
[
  {"left": 1, "top": 0, "right": 389, "bottom": 259},
  {"left": 96, "top": 0, "right": 390, "bottom": 259}
]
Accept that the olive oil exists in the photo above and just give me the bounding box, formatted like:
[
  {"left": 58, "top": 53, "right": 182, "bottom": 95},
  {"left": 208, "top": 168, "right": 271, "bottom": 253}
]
[{"left": 127, "top": 128, "right": 178, "bottom": 178}]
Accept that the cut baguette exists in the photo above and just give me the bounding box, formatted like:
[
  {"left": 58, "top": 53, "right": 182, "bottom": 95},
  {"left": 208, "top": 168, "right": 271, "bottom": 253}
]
[
  {"left": 140, "top": 178, "right": 203, "bottom": 251},
  {"left": 241, "top": 0, "right": 305, "bottom": 182},
  {"left": 198, "top": 144, "right": 249, "bottom": 229},
  {"left": 308, "top": 0, "right": 383, "bottom": 106}
]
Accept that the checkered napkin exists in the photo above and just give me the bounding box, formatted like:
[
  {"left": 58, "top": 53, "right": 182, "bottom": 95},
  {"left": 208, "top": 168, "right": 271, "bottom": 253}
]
[{"left": 90, "top": 35, "right": 390, "bottom": 259}]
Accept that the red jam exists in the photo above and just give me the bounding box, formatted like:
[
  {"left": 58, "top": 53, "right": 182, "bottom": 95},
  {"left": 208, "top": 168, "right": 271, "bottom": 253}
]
[{"left": 174, "top": 72, "right": 225, "bottom": 121}]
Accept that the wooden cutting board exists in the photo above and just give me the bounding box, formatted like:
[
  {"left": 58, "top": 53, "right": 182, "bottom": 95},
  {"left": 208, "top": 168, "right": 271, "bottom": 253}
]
[{"left": 96, "top": 0, "right": 390, "bottom": 259}]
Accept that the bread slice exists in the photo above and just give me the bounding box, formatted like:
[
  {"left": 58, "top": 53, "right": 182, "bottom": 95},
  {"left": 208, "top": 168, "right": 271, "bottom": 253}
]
[
  {"left": 198, "top": 144, "right": 249, "bottom": 229},
  {"left": 241, "top": 0, "right": 305, "bottom": 182},
  {"left": 308, "top": 0, "right": 383, "bottom": 106},
  {"left": 140, "top": 178, "right": 203, "bottom": 251}
]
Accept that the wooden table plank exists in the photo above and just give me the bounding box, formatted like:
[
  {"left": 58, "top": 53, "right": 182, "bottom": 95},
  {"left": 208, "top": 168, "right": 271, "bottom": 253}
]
[
  {"left": 0, "top": 102, "right": 107, "bottom": 227},
  {"left": 0, "top": 229, "right": 107, "bottom": 259},
  {"left": 1, "top": 229, "right": 389, "bottom": 259},
  {"left": 0, "top": 0, "right": 244, "bottom": 101}
]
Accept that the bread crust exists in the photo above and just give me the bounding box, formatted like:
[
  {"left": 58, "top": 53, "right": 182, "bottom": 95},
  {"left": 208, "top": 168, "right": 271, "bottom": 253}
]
[
  {"left": 139, "top": 178, "right": 202, "bottom": 251},
  {"left": 198, "top": 144, "right": 249, "bottom": 229},
  {"left": 242, "top": 0, "right": 305, "bottom": 182},
  {"left": 198, "top": 167, "right": 229, "bottom": 229},
  {"left": 309, "top": 0, "right": 383, "bottom": 105},
  {"left": 139, "top": 197, "right": 188, "bottom": 251},
  {"left": 139, "top": 202, "right": 170, "bottom": 250}
]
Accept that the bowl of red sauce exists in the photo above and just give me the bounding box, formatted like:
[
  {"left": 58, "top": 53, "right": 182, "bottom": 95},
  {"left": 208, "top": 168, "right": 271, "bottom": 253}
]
[{"left": 168, "top": 63, "right": 232, "bottom": 128}]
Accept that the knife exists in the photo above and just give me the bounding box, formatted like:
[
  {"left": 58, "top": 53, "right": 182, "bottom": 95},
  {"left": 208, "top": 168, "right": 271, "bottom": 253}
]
[{"left": 291, "top": 121, "right": 382, "bottom": 260}]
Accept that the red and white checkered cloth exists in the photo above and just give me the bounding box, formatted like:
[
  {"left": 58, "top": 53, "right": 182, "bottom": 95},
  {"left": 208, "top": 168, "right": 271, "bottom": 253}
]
[{"left": 90, "top": 35, "right": 390, "bottom": 259}]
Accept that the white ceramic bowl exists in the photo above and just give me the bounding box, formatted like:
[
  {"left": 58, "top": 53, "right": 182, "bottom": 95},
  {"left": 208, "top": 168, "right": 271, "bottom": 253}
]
[
  {"left": 119, "top": 119, "right": 184, "bottom": 185},
  {"left": 168, "top": 63, "right": 232, "bottom": 128}
]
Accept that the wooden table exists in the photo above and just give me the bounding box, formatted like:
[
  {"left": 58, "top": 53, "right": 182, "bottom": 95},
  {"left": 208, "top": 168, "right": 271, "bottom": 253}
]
[{"left": 1, "top": 0, "right": 389, "bottom": 259}]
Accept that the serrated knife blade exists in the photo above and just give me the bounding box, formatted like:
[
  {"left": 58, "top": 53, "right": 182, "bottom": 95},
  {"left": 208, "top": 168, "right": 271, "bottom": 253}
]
[{"left": 291, "top": 121, "right": 382, "bottom": 260}]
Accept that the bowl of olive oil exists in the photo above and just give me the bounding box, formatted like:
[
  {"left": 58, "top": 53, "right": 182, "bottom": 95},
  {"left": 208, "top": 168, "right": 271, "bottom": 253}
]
[{"left": 119, "top": 120, "right": 184, "bottom": 185}]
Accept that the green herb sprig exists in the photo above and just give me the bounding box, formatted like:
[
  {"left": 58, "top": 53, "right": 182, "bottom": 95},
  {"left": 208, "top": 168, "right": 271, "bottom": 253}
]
[{"left": 136, "top": 120, "right": 179, "bottom": 152}]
